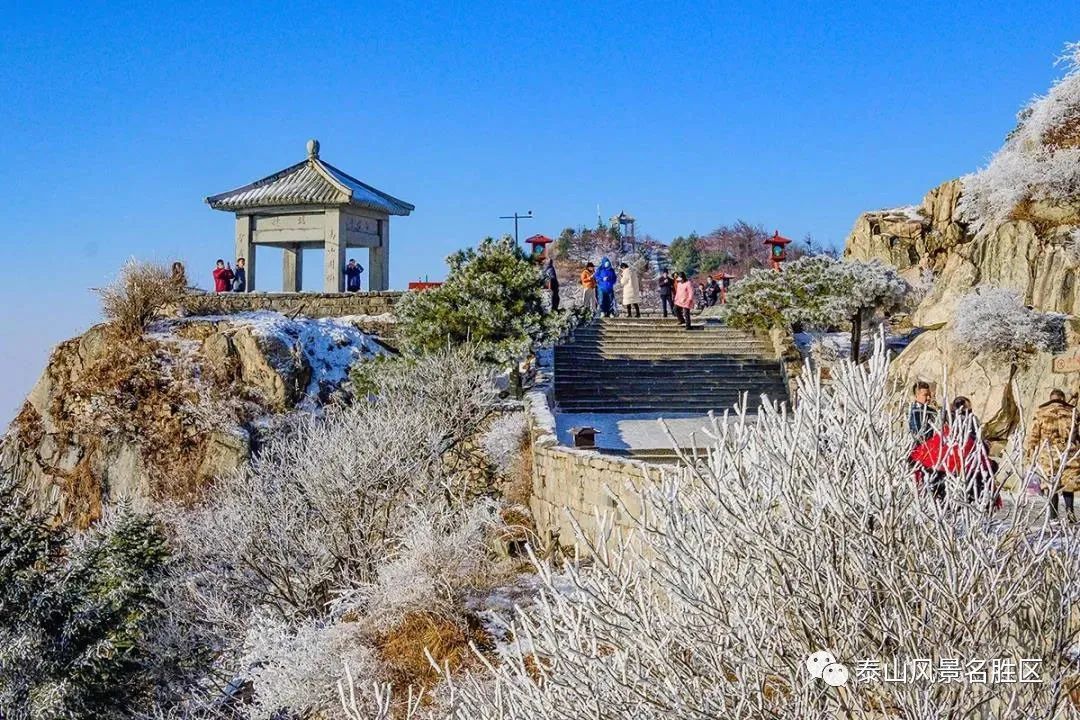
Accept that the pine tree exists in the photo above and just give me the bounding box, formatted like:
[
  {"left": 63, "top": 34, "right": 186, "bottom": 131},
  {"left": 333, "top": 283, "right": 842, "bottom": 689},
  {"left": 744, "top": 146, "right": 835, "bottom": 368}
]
[
  {"left": 396, "top": 236, "right": 560, "bottom": 368},
  {"left": 723, "top": 256, "right": 910, "bottom": 360},
  {"left": 0, "top": 485, "right": 170, "bottom": 719}
]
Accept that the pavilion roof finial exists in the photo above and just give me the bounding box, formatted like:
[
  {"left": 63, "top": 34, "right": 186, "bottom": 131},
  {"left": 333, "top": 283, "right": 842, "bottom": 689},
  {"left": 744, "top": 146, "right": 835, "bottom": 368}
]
[{"left": 306, "top": 138, "right": 320, "bottom": 159}]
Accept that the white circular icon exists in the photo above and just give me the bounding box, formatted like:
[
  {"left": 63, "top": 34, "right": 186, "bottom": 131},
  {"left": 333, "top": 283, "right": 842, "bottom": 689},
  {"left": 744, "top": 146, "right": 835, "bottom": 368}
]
[
  {"left": 821, "top": 662, "right": 850, "bottom": 687},
  {"left": 805, "top": 650, "right": 837, "bottom": 679}
]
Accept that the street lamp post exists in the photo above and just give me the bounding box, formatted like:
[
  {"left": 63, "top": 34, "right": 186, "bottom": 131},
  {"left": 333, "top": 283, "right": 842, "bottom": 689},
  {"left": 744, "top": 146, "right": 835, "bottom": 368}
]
[{"left": 499, "top": 210, "right": 533, "bottom": 244}]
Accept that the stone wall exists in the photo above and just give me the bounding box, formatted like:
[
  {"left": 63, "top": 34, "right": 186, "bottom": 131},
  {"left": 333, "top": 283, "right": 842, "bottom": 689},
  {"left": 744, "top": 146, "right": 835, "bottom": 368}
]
[
  {"left": 525, "top": 368, "right": 667, "bottom": 554},
  {"left": 181, "top": 291, "right": 402, "bottom": 319}
]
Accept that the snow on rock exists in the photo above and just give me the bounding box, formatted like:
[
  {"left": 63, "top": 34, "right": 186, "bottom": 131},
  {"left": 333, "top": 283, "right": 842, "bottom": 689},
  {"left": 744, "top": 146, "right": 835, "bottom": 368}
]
[{"left": 215, "top": 312, "right": 388, "bottom": 409}]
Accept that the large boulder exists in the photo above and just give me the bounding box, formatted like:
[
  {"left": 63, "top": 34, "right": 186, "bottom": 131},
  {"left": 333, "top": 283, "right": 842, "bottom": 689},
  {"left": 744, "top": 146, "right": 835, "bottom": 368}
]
[
  {"left": 2, "top": 313, "right": 385, "bottom": 527},
  {"left": 843, "top": 175, "right": 1080, "bottom": 438},
  {"left": 892, "top": 324, "right": 1080, "bottom": 441}
]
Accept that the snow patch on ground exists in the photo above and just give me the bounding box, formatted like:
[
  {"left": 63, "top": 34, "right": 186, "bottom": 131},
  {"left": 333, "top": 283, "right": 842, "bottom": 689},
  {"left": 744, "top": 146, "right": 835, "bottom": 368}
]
[
  {"left": 155, "top": 311, "right": 388, "bottom": 410},
  {"left": 230, "top": 313, "right": 387, "bottom": 407}
]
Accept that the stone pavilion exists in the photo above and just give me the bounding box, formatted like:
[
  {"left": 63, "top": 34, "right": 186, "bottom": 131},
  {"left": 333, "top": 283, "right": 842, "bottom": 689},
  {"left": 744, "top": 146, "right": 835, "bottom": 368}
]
[{"left": 206, "top": 139, "right": 414, "bottom": 292}]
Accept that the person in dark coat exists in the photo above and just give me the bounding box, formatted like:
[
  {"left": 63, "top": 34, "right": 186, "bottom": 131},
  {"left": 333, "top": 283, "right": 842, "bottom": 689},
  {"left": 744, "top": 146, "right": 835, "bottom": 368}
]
[
  {"left": 212, "top": 259, "right": 234, "bottom": 293},
  {"left": 544, "top": 258, "right": 560, "bottom": 312},
  {"left": 704, "top": 277, "right": 721, "bottom": 307},
  {"left": 657, "top": 269, "right": 674, "bottom": 318},
  {"left": 345, "top": 259, "right": 364, "bottom": 292},
  {"left": 232, "top": 257, "right": 247, "bottom": 292},
  {"left": 908, "top": 381, "right": 937, "bottom": 445},
  {"left": 594, "top": 257, "right": 618, "bottom": 317}
]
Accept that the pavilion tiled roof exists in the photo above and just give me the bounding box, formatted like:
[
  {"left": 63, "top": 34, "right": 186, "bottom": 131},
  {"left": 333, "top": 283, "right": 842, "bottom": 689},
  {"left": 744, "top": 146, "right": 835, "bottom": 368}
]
[{"left": 206, "top": 141, "right": 414, "bottom": 216}]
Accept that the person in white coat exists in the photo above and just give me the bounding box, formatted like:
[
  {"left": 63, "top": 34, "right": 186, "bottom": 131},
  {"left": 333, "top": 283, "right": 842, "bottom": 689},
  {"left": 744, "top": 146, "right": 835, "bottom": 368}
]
[{"left": 619, "top": 262, "right": 642, "bottom": 318}]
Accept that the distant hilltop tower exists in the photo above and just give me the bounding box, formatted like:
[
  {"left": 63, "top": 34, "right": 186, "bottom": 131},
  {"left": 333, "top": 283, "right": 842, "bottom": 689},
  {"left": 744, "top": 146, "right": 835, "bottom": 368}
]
[{"left": 610, "top": 211, "right": 636, "bottom": 253}]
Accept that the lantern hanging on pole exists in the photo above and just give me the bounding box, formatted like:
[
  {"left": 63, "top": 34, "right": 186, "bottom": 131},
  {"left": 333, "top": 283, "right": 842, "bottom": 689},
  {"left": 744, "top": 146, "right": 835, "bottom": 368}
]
[{"left": 764, "top": 230, "right": 792, "bottom": 271}]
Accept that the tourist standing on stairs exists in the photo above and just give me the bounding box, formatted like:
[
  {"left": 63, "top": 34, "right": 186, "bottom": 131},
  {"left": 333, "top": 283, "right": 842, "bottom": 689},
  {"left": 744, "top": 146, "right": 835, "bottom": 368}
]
[
  {"left": 657, "top": 269, "right": 674, "bottom": 317},
  {"left": 232, "top": 257, "right": 247, "bottom": 292},
  {"left": 619, "top": 262, "right": 642, "bottom": 318},
  {"left": 580, "top": 262, "right": 598, "bottom": 314},
  {"left": 595, "top": 257, "right": 618, "bottom": 318},
  {"left": 674, "top": 272, "right": 694, "bottom": 329},
  {"left": 544, "top": 258, "right": 561, "bottom": 312},
  {"left": 705, "top": 277, "right": 721, "bottom": 307},
  {"left": 1025, "top": 388, "right": 1080, "bottom": 522},
  {"left": 345, "top": 259, "right": 364, "bottom": 292},
  {"left": 212, "top": 259, "right": 234, "bottom": 293}
]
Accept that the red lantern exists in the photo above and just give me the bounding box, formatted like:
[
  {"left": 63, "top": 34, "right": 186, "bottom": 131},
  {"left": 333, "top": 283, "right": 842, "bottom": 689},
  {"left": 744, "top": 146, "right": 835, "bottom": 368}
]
[
  {"left": 525, "top": 234, "right": 554, "bottom": 261},
  {"left": 764, "top": 231, "right": 792, "bottom": 270}
]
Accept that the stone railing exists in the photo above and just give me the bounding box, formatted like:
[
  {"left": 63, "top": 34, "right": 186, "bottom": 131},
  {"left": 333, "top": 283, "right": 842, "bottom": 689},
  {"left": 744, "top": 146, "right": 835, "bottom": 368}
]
[
  {"left": 180, "top": 291, "right": 403, "bottom": 319},
  {"left": 525, "top": 355, "right": 668, "bottom": 554}
]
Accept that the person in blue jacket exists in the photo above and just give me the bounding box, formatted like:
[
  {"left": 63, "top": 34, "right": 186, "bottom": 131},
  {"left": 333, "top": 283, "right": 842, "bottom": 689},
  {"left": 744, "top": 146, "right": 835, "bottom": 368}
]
[{"left": 594, "top": 257, "right": 618, "bottom": 317}]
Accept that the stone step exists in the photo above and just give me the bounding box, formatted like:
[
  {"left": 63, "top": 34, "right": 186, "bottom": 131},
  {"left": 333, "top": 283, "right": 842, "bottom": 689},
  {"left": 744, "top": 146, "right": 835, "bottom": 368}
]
[
  {"left": 557, "top": 345, "right": 777, "bottom": 354},
  {"left": 556, "top": 402, "right": 783, "bottom": 414},
  {"left": 555, "top": 352, "right": 775, "bottom": 361},
  {"left": 557, "top": 377, "right": 786, "bottom": 388},
  {"left": 555, "top": 372, "right": 780, "bottom": 382}
]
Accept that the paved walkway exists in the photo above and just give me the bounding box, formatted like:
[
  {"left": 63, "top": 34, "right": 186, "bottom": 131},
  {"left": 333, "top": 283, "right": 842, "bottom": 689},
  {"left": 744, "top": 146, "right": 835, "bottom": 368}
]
[{"left": 554, "top": 411, "right": 752, "bottom": 451}]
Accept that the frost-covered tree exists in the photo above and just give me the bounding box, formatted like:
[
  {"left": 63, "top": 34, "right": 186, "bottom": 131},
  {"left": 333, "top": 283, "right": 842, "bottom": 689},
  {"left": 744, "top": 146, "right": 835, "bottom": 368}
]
[
  {"left": 724, "top": 255, "right": 910, "bottom": 360},
  {"left": 952, "top": 285, "right": 1065, "bottom": 363},
  {"left": 0, "top": 486, "right": 171, "bottom": 719},
  {"left": 345, "top": 340, "right": 1080, "bottom": 719},
  {"left": 396, "top": 237, "right": 555, "bottom": 368},
  {"left": 959, "top": 42, "right": 1080, "bottom": 233},
  {"left": 167, "top": 349, "right": 514, "bottom": 716}
]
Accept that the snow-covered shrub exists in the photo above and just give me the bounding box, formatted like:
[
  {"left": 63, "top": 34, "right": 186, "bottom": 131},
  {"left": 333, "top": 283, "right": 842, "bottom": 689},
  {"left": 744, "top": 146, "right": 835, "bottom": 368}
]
[
  {"left": 725, "top": 255, "right": 910, "bottom": 360},
  {"left": 347, "top": 338, "right": 1080, "bottom": 719},
  {"left": 96, "top": 258, "right": 186, "bottom": 333},
  {"left": 332, "top": 500, "right": 500, "bottom": 632},
  {"left": 164, "top": 348, "right": 513, "bottom": 715},
  {"left": 242, "top": 614, "right": 377, "bottom": 719},
  {"left": 952, "top": 286, "right": 1065, "bottom": 362},
  {"left": 960, "top": 43, "right": 1080, "bottom": 233},
  {"left": 480, "top": 412, "right": 528, "bottom": 478}
]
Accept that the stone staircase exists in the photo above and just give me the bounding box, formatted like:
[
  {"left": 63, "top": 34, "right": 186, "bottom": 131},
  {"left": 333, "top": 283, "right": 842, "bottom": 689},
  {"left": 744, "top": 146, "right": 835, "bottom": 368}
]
[{"left": 553, "top": 317, "right": 789, "bottom": 414}]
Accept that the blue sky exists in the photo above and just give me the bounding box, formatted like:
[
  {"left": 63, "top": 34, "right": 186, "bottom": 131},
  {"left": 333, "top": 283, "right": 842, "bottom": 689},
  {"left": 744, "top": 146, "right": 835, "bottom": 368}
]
[{"left": 1, "top": 0, "right": 1078, "bottom": 420}]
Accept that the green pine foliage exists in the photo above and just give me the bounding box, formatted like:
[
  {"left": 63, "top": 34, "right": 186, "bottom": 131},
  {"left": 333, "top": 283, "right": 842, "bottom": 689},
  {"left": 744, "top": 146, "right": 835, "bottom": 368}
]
[
  {"left": 723, "top": 256, "right": 910, "bottom": 360},
  {"left": 0, "top": 480, "right": 170, "bottom": 719},
  {"left": 668, "top": 235, "right": 701, "bottom": 276},
  {"left": 397, "top": 236, "right": 570, "bottom": 365}
]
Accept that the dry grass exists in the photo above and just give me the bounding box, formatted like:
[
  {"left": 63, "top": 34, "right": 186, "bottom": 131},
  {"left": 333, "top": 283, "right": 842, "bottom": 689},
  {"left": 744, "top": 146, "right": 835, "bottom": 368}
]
[
  {"left": 40, "top": 324, "right": 265, "bottom": 512},
  {"left": 12, "top": 402, "right": 44, "bottom": 448},
  {"left": 375, "top": 611, "right": 494, "bottom": 703},
  {"left": 1044, "top": 113, "right": 1080, "bottom": 150},
  {"left": 1008, "top": 197, "right": 1059, "bottom": 236},
  {"left": 95, "top": 259, "right": 185, "bottom": 333}
]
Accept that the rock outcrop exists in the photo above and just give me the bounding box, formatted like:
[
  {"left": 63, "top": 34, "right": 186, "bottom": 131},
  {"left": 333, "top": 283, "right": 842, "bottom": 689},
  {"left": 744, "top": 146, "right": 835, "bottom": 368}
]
[
  {"left": 843, "top": 179, "right": 1080, "bottom": 438},
  {"left": 2, "top": 313, "right": 388, "bottom": 527}
]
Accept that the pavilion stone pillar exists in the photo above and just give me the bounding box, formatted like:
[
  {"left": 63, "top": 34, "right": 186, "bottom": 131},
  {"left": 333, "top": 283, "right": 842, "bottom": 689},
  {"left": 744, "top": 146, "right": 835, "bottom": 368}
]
[
  {"left": 324, "top": 209, "right": 346, "bottom": 292},
  {"left": 235, "top": 215, "right": 255, "bottom": 292},
  {"left": 282, "top": 244, "right": 303, "bottom": 292},
  {"left": 369, "top": 218, "right": 390, "bottom": 291}
]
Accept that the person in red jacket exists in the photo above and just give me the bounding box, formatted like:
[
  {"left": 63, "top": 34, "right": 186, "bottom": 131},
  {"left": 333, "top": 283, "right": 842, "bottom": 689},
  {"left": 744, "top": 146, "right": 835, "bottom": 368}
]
[
  {"left": 910, "top": 396, "right": 998, "bottom": 508},
  {"left": 212, "top": 259, "right": 234, "bottom": 293}
]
